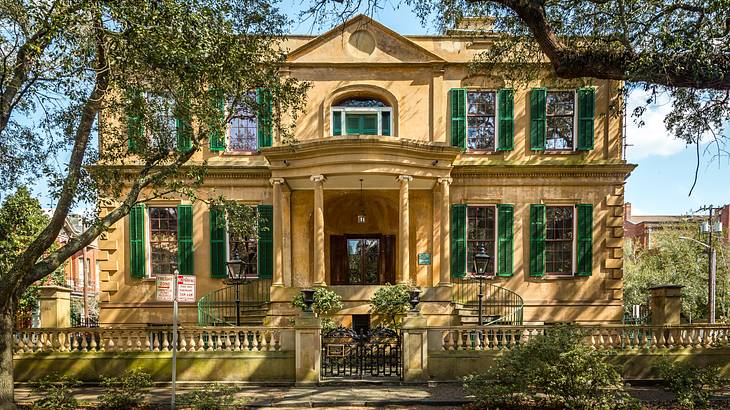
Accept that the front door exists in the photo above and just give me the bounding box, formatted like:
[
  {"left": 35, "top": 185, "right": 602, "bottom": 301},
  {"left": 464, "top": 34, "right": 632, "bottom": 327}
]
[{"left": 330, "top": 235, "right": 396, "bottom": 285}]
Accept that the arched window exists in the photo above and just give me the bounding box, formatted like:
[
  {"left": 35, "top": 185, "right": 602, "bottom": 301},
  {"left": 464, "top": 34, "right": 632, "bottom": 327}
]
[{"left": 331, "top": 97, "right": 392, "bottom": 136}]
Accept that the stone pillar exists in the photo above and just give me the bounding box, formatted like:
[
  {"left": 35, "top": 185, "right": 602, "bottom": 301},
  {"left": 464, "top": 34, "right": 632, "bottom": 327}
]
[
  {"left": 282, "top": 188, "right": 292, "bottom": 287},
  {"left": 39, "top": 286, "right": 72, "bottom": 328},
  {"left": 650, "top": 285, "right": 683, "bottom": 326},
  {"left": 294, "top": 313, "right": 321, "bottom": 385},
  {"left": 398, "top": 175, "right": 413, "bottom": 284},
  {"left": 402, "top": 313, "right": 428, "bottom": 382},
  {"left": 271, "top": 178, "right": 285, "bottom": 287},
  {"left": 438, "top": 177, "right": 452, "bottom": 286},
  {"left": 311, "top": 175, "right": 326, "bottom": 286}
]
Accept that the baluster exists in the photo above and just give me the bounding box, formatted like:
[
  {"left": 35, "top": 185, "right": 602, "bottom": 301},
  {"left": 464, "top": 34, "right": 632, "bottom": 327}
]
[
  {"left": 89, "top": 331, "right": 98, "bottom": 351},
  {"left": 152, "top": 332, "right": 160, "bottom": 352},
  {"left": 446, "top": 330, "right": 454, "bottom": 351},
  {"left": 107, "top": 331, "right": 116, "bottom": 352},
  {"left": 209, "top": 331, "right": 217, "bottom": 351},
  {"left": 273, "top": 331, "right": 281, "bottom": 351},
  {"left": 14, "top": 332, "right": 24, "bottom": 353},
  {"left": 187, "top": 332, "right": 196, "bottom": 352},
  {"left": 474, "top": 330, "right": 483, "bottom": 351},
  {"left": 667, "top": 329, "right": 675, "bottom": 349},
  {"left": 180, "top": 331, "right": 187, "bottom": 352},
  {"left": 43, "top": 332, "right": 52, "bottom": 350},
  {"left": 242, "top": 331, "right": 250, "bottom": 351},
  {"left": 198, "top": 331, "right": 205, "bottom": 352},
  {"left": 162, "top": 332, "right": 170, "bottom": 351},
  {"left": 252, "top": 331, "right": 260, "bottom": 351}
]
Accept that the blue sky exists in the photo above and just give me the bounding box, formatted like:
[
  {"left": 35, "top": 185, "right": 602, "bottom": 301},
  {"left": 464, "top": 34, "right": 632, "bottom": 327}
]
[{"left": 21, "top": 1, "right": 730, "bottom": 215}]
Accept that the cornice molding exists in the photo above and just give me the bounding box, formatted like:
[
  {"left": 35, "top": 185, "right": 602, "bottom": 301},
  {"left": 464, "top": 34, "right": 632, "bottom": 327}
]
[{"left": 452, "top": 164, "right": 636, "bottom": 179}]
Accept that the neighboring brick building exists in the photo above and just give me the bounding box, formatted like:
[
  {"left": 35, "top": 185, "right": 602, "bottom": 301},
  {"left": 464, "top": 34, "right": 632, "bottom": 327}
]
[{"left": 624, "top": 203, "right": 730, "bottom": 248}]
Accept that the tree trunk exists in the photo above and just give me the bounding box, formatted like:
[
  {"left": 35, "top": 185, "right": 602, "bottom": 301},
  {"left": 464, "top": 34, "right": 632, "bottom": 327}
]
[{"left": 0, "top": 308, "right": 15, "bottom": 410}]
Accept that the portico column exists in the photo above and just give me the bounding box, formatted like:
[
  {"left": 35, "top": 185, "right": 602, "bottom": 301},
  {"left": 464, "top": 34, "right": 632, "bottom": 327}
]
[
  {"left": 397, "top": 175, "right": 413, "bottom": 284},
  {"left": 311, "top": 175, "right": 326, "bottom": 286},
  {"left": 438, "top": 177, "right": 452, "bottom": 286},
  {"left": 270, "top": 178, "right": 285, "bottom": 287}
]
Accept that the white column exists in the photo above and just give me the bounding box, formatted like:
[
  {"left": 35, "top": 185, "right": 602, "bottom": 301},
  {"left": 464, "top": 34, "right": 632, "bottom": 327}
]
[
  {"left": 398, "top": 175, "right": 413, "bottom": 284},
  {"left": 438, "top": 177, "right": 452, "bottom": 286},
  {"left": 311, "top": 175, "right": 326, "bottom": 286},
  {"left": 270, "top": 178, "right": 285, "bottom": 287}
]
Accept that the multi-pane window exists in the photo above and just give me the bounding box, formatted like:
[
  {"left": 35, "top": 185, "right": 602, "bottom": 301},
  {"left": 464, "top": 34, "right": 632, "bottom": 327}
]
[
  {"left": 545, "top": 206, "right": 574, "bottom": 275},
  {"left": 145, "top": 94, "right": 177, "bottom": 149},
  {"left": 227, "top": 233, "right": 258, "bottom": 279},
  {"left": 467, "top": 206, "right": 496, "bottom": 275},
  {"left": 545, "top": 91, "right": 575, "bottom": 150},
  {"left": 149, "top": 207, "right": 178, "bottom": 276},
  {"left": 332, "top": 98, "right": 392, "bottom": 136},
  {"left": 228, "top": 94, "right": 258, "bottom": 151},
  {"left": 467, "top": 91, "right": 496, "bottom": 151},
  {"left": 346, "top": 238, "right": 380, "bottom": 284}
]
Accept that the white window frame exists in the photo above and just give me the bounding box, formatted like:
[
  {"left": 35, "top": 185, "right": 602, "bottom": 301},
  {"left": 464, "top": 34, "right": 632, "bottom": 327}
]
[
  {"left": 143, "top": 92, "right": 178, "bottom": 149},
  {"left": 223, "top": 206, "right": 259, "bottom": 279},
  {"left": 465, "top": 90, "right": 499, "bottom": 152},
  {"left": 544, "top": 90, "right": 578, "bottom": 152},
  {"left": 226, "top": 94, "right": 259, "bottom": 153},
  {"left": 544, "top": 204, "right": 577, "bottom": 277},
  {"left": 331, "top": 106, "right": 393, "bottom": 136},
  {"left": 145, "top": 205, "right": 179, "bottom": 279},
  {"left": 465, "top": 204, "right": 499, "bottom": 276}
]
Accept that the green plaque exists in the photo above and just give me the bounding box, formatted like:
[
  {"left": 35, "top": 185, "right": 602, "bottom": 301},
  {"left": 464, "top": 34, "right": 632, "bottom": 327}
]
[{"left": 418, "top": 253, "right": 431, "bottom": 265}]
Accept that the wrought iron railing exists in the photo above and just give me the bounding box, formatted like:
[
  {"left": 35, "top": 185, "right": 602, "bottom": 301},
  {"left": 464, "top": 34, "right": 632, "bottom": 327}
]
[
  {"left": 197, "top": 278, "right": 272, "bottom": 326},
  {"left": 452, "top": 277, "right": 524, "bottom": 325}
]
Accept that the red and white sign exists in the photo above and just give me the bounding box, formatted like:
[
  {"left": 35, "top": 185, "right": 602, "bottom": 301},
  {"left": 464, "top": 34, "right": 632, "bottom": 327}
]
[{"left": 156, "top": 274, "right": 196, "bottom": 303}]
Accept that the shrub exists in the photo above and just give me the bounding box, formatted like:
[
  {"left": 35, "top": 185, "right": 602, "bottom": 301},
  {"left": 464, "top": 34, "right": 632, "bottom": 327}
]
[
  {"left": 656, "top": 358, "right": 726, "bottom": 409},
  {"left": 177, "top": 384, "right": 240, "bottom": 410},
  {"left": 98, "top": 368, "right": 152, "bottom": 410},
  {"left": 369, "top": 283, "right": 411, "bottom": 328},
  {"left": 31, "top": 374, "right": 79, "bottom": 410},
  {"left": 292, "top": 287, "right": 343, "bottom": 333},
  {"left": 462, "top": 325, "right": 639, "bottom": 410}
]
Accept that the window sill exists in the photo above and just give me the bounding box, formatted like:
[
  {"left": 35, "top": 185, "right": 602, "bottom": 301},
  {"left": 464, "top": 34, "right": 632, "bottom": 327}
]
[
  {"left": 465, "top": 150, "right": 502, "bottom": 155},
  {"left": 221, "top": 150, "right": 260, "bottom": 156},
  {"left": 536, "top": 150, "right": 582, "bottom": 155},
  {"left": 540, "top": 274, "right": 585, "bottom": 280}
]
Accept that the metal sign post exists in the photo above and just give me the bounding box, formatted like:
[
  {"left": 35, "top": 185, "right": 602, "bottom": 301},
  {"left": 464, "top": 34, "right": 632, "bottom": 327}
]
[{"left": 171, "top": 269, "right": 179, "bottom": 409}]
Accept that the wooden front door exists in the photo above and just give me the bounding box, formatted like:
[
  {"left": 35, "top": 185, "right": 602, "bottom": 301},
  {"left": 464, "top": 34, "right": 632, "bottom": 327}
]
[{"left": 330, "top": 234, "right": 396, "bottom": 285}]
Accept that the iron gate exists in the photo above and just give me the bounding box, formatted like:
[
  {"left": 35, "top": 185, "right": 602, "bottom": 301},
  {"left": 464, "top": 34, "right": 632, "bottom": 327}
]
[{"left": 321, "top": 327, "right": 402, "bottom": 379}]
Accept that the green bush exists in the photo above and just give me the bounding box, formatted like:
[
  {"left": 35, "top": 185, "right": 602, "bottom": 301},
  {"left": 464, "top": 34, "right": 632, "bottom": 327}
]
[
  {"left": 656, "top": 358, "right": 726, "bottom": 409},
  {"left": 462, "top": 325, "right": 639, "bottom": 410},
  {"left": 369, "top": 283, "right": 411, "bottom": 328},
  {"left": 177, "top": 384, "right": 240, "bottom": 410},
  {"left": 98, "top": 368, "right": 152, "bottom": 410},
  {"left": 292, "top": 287, "right": 343, "bottom": 333},
  {"left": 31, "top": 374, "right": 79, "bottom": 410}
]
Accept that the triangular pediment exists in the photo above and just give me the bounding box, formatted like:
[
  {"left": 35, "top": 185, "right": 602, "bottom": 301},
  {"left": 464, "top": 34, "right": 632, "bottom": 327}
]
[{"left": 287, "top": 15, "right": 444, "bottom": 64}]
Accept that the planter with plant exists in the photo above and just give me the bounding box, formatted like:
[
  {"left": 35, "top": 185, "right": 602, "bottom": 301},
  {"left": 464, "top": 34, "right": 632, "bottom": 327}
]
[
  {"left": 369, "top": 283, "right": 413, "bottom": 329},
  {"left": 292, "top": 287, "right": 343, "bottom": 333}
]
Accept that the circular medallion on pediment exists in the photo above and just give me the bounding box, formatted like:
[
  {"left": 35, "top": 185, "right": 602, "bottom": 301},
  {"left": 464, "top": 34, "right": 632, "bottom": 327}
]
[{"left": 347, "top": 29, "right": 376, "bottom": 58}]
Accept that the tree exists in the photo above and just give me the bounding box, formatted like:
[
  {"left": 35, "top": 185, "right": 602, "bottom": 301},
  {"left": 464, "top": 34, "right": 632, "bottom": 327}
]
[
  {"left": 624, "top": 223, "right": 730, "bottom": 322},
  {"left": 0, "top": 1, "right": 308, "bottom": 407},
  {"left": 306, "top": 0, "right": 730, "bottom": 192}
]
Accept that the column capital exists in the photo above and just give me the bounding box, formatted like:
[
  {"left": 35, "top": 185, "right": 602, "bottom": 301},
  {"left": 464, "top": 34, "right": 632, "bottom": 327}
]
[
  {"left": 437, "top": 177, "right": 453, "bottom": 185},
  {"left": 270, "top": 177, "right": 285, "bottom": 186},
  {"left": 310, "top": 174, "right": 326, "bottom": 183},
  {"left": 397, "top": 175, "right": 413, "bottom": 183}
]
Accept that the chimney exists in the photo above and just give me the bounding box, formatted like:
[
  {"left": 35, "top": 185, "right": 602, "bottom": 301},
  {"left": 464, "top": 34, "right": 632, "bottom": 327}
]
[
  {"left": 624, "top": 202, "right": 632, "bottom": 221},
  {"left": 721, "top": 204, "right": 730, "bottom": 242}
]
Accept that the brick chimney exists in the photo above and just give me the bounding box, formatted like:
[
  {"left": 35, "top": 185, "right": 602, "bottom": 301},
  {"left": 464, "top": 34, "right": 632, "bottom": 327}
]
[
  {"left": 720, "top": 204, "right": 730, "bottom": 242},
  {"left": 624, "top": 202, "right": 632, "bottom": 221}
]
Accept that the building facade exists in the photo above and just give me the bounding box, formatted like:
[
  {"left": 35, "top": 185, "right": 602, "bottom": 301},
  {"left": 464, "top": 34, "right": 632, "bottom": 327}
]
[{"left": 97, "top": 16, "right": 634, "bottom": 327}]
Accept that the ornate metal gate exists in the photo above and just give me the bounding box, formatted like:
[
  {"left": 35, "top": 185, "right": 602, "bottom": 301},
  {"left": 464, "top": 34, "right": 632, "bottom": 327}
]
[{"left": 321, "top": 327, "right": 402, "bottom": 379}]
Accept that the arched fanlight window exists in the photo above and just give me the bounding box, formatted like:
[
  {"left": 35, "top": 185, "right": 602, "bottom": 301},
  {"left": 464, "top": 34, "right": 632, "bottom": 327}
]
[{"left": 331, "top": 97, "right": 392, "bottom": 136}]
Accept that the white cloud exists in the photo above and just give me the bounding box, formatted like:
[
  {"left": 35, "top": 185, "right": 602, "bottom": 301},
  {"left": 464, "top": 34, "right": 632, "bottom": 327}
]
[{"left": 625, "top": 89, "right": 687, "bottom": 161}]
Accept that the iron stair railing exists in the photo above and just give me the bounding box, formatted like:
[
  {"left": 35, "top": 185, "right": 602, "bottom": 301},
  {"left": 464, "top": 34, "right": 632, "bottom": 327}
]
[
  {"left": 452, "top": 277, "right": 524, "bottom": 325},
  {"left": 197, "top": 278, "right": 272, "bottom": 326}
]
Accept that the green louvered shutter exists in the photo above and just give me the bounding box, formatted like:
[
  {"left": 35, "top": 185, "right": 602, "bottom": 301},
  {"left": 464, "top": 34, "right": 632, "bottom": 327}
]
[
  {"left": 177, "top": 204, "right": 194, "bottom": 275},
  {"left": 332, "top": 111, "right": 342, "bottom": 136},
  {"left": 257, "top": 88, "right": 272, "bottom": 148},
  {"left": 257, "top": 204, "right": 273, "bottom": 279},
  {"left": 210, "top": 207, "right": 227, "bottom": 278},
  {"left": 209, "top": 89, "right": 226, "bottom": 151},
  {"left": 529, "top": 204, "right": 546, "bottom": 277},
  {"left": 530, "top": 88, "right": 546, "bottom": 150},
  {"left": 497, "top": 89, "right": 514, "bottom": 151},
  {"left": 126, "top": 90, "right": 144, "bottom": 152},
  {"left": 496, "top": 204, "right": 514, "bottom": 276},
  {"left": 129, "top": 204, "right": 146, "bottom": 279},
  {"left": 381, "top": 111, "right": 391, "bottom": 136},
  {"left": 450, "top": 204, "right": 467, "bottom": 278},
  {"left": 576, "top": 204, "right": 593, "bottom": 276},
  {"left": 577, "top": 88, "right": 595, "bottom": 150},
  {"left": 449, "top": 88, "right": 466, "bottom": 150},
  {"left": 175, "top": 113, "right": 192, "bottom": 152}
]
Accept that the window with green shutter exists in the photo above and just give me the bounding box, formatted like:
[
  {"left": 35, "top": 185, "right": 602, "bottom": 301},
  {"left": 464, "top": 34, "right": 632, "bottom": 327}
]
[
  {"left": 129, "top": 204, "right": 146, "bottom": 279},
  {"left": 332, "top": 111, "right": 342, "bottom": 136},
  {"left": 449, "top": 88, "right": 466, "bottom": 149},
  {"left": 450, "top": 204, "right": 467, "bottom": 278},
  {"left": 257, "top": 204, "right": 273, "bottom": 279},
  {"left": 530, "top": 88, "right": 547, "bottom": 150},
  {"left": 175, "top": 113, "right": 192, "bottom": 152},
  {"left": 177, "top": 204, "right": 194, "bottom": 275},
  {"left": 577, "top": 88, "right": 595, "bottom": 150},
  {"left": 209, "top": 89, "right": 226, "bottom": 151},
  {"left": 576, "top": 204, "right": 593, "bottom": 276},
  {"left": 345, "top": 113, "right": 379, "bottom": 135},
  {"left": 497, "top": 89, "right": 514, "bottom": 151},
  {"left": 256, "top": 88, "right": 272, "bottom": 148},
  {"left": 210, "top": 206, "right": 227, "bottom": 278},
  {"left": 126, "top": 90, "right": 144, "bottom": 152},
  {"left": 529, "top": 204, "right": 546, "bottom": 276},
  {"left": 331, "top": 98, "right": 392, "bottom": 136},
  {"left": 496, "top": 204, "right": 514, "bottom": 276}
]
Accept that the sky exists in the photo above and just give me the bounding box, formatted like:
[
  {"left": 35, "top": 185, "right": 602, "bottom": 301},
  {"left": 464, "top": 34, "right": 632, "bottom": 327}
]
[{"left": 20, "top": 1, "right": 730, "bottom": 216}]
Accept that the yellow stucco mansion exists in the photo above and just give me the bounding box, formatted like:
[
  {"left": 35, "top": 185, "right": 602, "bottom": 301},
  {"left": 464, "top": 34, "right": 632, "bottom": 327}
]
[{"left": 97, "top": 16, "right": 635, "bottom": 328}]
